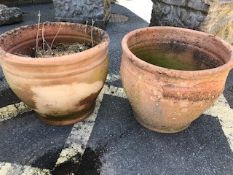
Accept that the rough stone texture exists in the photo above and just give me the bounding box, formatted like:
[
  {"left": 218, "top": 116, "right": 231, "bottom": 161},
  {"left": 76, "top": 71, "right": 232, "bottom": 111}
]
[
  {"left": 150, "top": 0, "right": 233, "bottom": 44},
  {"left": 53, "top": 0, "right": 111, "bottom": 29},
  {"left": 0, "top": 0, "right": 52, "bottom": 6},
  {"left": 0, "top": 4, "right": 23, "bottom": 26},
  {"left": 150, "top": 0, "right": 217, "bottom": 29}
]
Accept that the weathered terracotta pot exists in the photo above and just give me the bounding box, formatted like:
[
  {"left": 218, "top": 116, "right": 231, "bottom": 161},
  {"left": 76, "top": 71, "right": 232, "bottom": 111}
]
[
  {"left": 121, "top": 26, "right": 233, "bottom": 133},
  {"left": 0, "top": 22, "right": 109, "bottom": 125}
]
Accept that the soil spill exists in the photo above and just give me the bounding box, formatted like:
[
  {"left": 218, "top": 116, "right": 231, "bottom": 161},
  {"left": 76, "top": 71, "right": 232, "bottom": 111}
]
[
  {"left": 52, "top": 147, "right": 104, "bottom": 175},
  {"left": 31, "top": 149, "right": 63, "bottom": 170}
]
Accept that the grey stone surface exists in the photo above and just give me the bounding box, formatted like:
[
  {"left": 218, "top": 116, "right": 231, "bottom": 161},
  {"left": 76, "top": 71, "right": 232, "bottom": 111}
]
[
  {"left": 150, "top": 0, "right": 210, "bottom": 29},
  {"left": 0, "top": 111, "right": 73, "bottom": 169},
  {"left": 0, "top": 3, "right": 54, "bottom": 33},
  {"left": 87, "top": 95, "right": 233, "bottom": 175},
  {"left": 0, "top": 79, "right": 20, "bottom": 108},
  {"left": 224, "top": 69, "right": 233, "bottom": 109},
  {"left": 53, "top": 0, "right": 111, "bottom": 29},
  {"left": 0, "top": 0, "right": 52, "bottom": 6},
  {"left": 155, "top": 0, "right": 210, "bottom": 11},
  {"left": 0, "top": 69, "right": 20, "bottom": 108},
  {"left": 187, "top": 0, "right": 210, "bottom": 11},
  {"left": 0, "top": 4, "right": 23, "bottom": 26},
  {"left": 150, "top": 0, "right": 233, "bottom": 46}
]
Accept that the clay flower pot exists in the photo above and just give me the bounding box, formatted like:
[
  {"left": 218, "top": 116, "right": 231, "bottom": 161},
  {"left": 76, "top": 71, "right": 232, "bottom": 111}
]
[
  {"left": 0, "top": 22, "right": 109, "bottom": 125},
  {"left": 121, "top": 26, "right": 233, "bottom": 133}
]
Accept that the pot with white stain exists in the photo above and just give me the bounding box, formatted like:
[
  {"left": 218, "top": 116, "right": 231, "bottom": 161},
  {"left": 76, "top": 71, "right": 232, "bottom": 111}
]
[
  {"left": 0, "top": 22, "right": 109, "bottom": 125},
  {"left": 121, "top": 26, "right": 233, "bottom": 133}
]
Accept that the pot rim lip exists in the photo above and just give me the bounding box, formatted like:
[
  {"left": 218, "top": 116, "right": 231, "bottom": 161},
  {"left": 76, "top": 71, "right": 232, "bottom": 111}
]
[
  {"left": 0, "top": 22, "right": 110, "bottom": 66},
  {"left": 122, "top": 26, "right": 233, "bottom": 78}
]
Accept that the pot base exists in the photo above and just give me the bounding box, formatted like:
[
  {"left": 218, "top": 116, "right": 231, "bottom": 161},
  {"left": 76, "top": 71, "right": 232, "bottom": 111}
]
[
  {"left": 134, "top": 115, "right": 190, "bottom": 133},
  {"left": 37, "top": 105, "right": 95, "bottom": 126},
  {"left": 140, "top": 123, "right": 191, "bottom": 134}
]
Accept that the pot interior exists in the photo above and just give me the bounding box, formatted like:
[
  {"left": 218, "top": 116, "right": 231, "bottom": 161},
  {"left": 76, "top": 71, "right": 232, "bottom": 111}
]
[
  {"left": 128, "top": 28, "right": 231, "bottom": 71},
  {"left": 0, "top": 22, "right": 108, "bottom": 58},
  {"left": 131, "top": 42, "right": 224, "bottom": 71}
]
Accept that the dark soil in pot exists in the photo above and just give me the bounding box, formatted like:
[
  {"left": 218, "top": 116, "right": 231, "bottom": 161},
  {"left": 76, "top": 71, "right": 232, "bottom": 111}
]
[
  {"left": 35, "top": 42, "right": 91, "bottom": 58},
  {"left": 15, "top": 41, "right": 93, "bottom": 58}
]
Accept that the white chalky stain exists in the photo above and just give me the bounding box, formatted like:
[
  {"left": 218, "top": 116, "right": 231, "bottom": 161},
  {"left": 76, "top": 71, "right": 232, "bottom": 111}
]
[
  {"left": 0, "top": 163, "right": 12, "bottom": 175},
  {"left": 32, "top": 81, "right": 103, "bottom": 114},
  {"left": 0, "top": 74, "right": 121, "bottom": 121}
]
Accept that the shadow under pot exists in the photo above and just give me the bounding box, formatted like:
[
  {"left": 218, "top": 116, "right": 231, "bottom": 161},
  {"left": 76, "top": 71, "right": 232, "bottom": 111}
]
[
  {"left": 0, "top": 22, "right": 109, "bottom": 126},
  {"left": 120, "top": 26, "right": 233, "bottom": 133}
]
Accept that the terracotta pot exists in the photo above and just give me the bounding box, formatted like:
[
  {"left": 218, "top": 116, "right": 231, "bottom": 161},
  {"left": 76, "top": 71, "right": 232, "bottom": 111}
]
[
  {"left": 121, "top": 26, "right": 233, "bottom": 133},
  {"left": 0, "top": 22, "right": 109, "bottom": 125}
]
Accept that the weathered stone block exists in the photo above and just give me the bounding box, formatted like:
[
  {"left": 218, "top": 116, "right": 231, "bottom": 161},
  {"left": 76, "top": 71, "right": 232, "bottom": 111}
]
[
  {"left": 150, "top": 0, "right": 233, "bottom": 45},
  {"left": 0, "top": 4, "right": 23, "bottom": 26},
  {"left": 52, "top": 0, "right": 111, "bottom": 29},
  {"left": 0, "top": 0, "right": 52, "bottom": 6},
  {"left": 154, "top": 0, "right": 186, "bottom": 6}
]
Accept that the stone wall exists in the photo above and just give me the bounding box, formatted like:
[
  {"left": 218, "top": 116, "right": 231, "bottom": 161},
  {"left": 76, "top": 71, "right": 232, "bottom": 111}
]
[
  {"left": 150, "top": 0, "right": 217, "bottom": 30},
  {"left": 150, "top": 0, "right": 233, "bottom": 44},
  {"left": 0, "top": 0, "right": 52, "bottom": 6},
  {"left": 53, "top": 0, "right": 111, "bottom": 29}
]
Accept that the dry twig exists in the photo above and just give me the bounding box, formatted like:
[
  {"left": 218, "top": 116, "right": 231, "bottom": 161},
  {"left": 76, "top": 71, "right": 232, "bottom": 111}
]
[
  {"left": 91, "top": 19, "right": 95, "bottom": 47},
  {"left": 35, "top": 11, "right": 41, "bottom": 56},
  {"left": 50, "top": 25, "right": 62, "bottom": 49}
]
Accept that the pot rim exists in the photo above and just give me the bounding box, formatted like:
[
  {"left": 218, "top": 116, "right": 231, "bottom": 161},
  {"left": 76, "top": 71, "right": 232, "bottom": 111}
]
[
  {"left": 0, "top": 22, "right": 110, "bottom": 66},
  {"left": 122, "top": 26, "right": 233, "bottom": 78}
]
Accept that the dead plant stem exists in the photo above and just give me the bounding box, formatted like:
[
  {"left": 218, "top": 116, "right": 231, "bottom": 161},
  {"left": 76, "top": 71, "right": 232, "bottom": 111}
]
[
  {"left": 50, "top": 25, "right": 62, "bottom": 49},
  {"left": 91, "top": 19, "right": 95, "bottom": 47},
  {"left": 36, "top": 11, "right": 41, "bottom": 56},
  {"left": 84, "top": 20, "right": 88, "bottom": 45},
  {"left": 42, "top": 23, "right": 45, "bottom": 50}
]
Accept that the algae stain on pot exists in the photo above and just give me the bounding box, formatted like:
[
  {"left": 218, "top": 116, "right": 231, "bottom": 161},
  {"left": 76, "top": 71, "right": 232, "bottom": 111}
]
[
  {"left": 132, "top": 42, "right": 221, "bottom": 71},
  {"left": 135, "top": 51, "right": 197, "bottom": 70},
  {"left": 31, "top": 81, "right": 103, "bottom": 115}
]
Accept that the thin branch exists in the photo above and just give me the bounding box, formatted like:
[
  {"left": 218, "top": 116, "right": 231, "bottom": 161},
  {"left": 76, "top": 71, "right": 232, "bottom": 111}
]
[
  {"left": 85, "top": 20, "right": 88, "bottom": 35},
  {"left": 50, "top": 25, "right": 62, "bottom": 48},
  {"left": 35, "top": 10, "right": 41, "bottom": 56},
  {"left": 91, "top": 19, "right": 95, "bottom": 47},
  {"left": 42, "top": 23, "right": 45, "bottom": 50}
]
